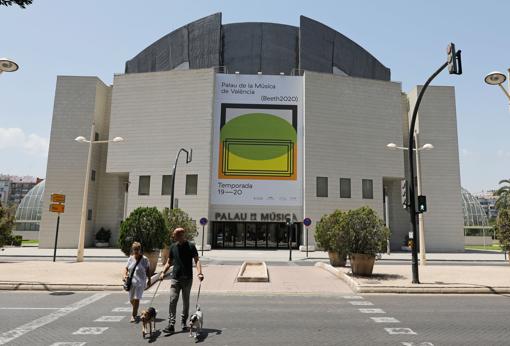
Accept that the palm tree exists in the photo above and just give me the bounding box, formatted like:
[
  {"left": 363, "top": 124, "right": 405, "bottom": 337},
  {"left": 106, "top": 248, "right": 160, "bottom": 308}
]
[{"left": 495, "top": 179, "right": 510, "bottom": 211}]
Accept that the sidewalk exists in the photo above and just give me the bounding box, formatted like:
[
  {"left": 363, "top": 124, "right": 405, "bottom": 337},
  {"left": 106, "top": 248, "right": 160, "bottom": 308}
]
[
  {"left": 0, "top": 260, "right": 352, "bottom": 295},
  {"left": 317, "top": 262, "right": 510, "bottom": 294},
  {"left": 0, "top": 246, "right": 507, "bottom": 263}
]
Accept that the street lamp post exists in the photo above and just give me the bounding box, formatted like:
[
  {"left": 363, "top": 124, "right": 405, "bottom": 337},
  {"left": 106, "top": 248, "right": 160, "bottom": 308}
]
[
  {"left": 387, "top": 141, "right": 434, "bottom": 267},
  {"left": 75, "top": 124, "right": 123, "bottom": 262},
  {"left": 0, "top": 58, "right": 19, "bottom": 74},
  {"left": 170, "top": 148, "right": 192, "bottom": 210},
  {"left": 484, "top": 70, "right": 510, "bottom": 109}
]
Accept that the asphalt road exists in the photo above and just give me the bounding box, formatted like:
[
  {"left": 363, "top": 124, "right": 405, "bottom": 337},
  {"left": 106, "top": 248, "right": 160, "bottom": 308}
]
[{"left": 1, "top": 291, "right": 510, "bottom": 345}]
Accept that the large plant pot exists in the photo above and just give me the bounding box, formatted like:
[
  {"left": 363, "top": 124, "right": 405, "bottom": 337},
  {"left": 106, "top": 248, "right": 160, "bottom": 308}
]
[
  {"left": 350, "top": 253, "right": 376, "bottom": 276},
  {"left": 145, "top": 250, "right": 160, "bottom": 276},
  {"left": 160, "top": 246, "right": 170, "bottom": 266},
  {"left": 328, "top": 251, "right": 347, "bottom": 267}
]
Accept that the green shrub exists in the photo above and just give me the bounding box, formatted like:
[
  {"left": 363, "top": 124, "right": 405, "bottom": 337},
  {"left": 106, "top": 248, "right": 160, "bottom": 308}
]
[
  {"left": 161, "top": 208, "right": 198, "bottom": 246},
  {"left": 314, "top": 210, "right": 348, "bottom": 253},
  {"left": 344, "top": 206, "right": 389, "bottom": 257},
  {"left": 496, "top": 208, "right": 510, "bottom": 253},
  {"left": 118, "top": 207, "right": 166, "bottom": 256},
  {"left": 0, "top": 203, "right": 15, "bottom": 248},
  {"left": 12, "top": 235, "right": 22, "bottom": 246},
  {"left": 95, "top": 227, "right": 111, "bottom": 242}
]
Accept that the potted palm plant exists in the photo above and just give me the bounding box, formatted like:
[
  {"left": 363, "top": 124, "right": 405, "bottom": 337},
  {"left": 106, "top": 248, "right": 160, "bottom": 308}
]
[
  {"left": 94, "top": 227, "right": 111, "bottom": 247},
  {"left": 118, "top": 207, "right": 166, "bottom": 276},
  {"left": 345, "top": 206, "right": 389, "bottom": 276},
  {"left": 315, "top": 210, "right": 348, "bottom": 267},
  {"left": 161, "top": 207, "right": 198, "bottom": 265}
]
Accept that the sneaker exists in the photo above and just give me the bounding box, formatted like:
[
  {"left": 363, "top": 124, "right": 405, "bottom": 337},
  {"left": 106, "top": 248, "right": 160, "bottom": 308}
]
[{"left": 163, "top": 324, "right": 175, "bottom": 334}]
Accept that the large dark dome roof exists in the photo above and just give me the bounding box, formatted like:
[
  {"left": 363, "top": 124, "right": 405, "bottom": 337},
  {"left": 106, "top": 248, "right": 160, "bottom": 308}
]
[{"left": 125, "top": 13, "right": 390, "bottom": 81}]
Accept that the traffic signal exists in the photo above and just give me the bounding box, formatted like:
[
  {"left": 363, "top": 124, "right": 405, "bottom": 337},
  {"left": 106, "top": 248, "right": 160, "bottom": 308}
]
[
  {"left": 401, "top": 180, "right": 408, "bottom": 209},
  {"left": 417, "top": 195, "right": 427, "bottom": 213},
  {"left": 447, "top": 43, "right": 462, "bottom": 75}
]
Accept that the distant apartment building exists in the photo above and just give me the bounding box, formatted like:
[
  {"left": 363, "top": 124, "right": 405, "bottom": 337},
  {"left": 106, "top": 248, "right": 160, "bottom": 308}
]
[
  {"left": 474, "top": 191, "right": 498, "bottom": 220},
  {"left": 0, "top": 179, "right": 9, "bottom": 205}
]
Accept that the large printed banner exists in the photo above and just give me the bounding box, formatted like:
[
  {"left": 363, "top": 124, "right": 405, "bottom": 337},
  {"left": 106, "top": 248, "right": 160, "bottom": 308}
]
[{"left": 211, "top": 74, "right": 303, "bottom": 206}]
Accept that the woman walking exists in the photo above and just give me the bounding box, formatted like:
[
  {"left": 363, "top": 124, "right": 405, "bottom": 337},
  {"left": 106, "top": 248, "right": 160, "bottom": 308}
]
[{"left": 124, "top": 241, "right": 151, "bottom": 322}]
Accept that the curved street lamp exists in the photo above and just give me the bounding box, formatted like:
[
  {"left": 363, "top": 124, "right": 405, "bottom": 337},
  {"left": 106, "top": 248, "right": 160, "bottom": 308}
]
[
  {"left": 0, "top": 58, "right": 19, "bottom": 74},
  {"left": 75, "top": 123, "right": 124, "bottom": 262},
  {"left": 484, "top": 70, "right": 510, "bottom": 102},
  {"left": 386, "top": 140, "right": 434, "bottom": 266}
]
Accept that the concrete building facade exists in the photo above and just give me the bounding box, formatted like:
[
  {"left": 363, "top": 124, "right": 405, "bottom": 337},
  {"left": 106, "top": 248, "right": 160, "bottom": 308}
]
[{"left": 38, "top": 14, "right": 464, "bottom": 252}]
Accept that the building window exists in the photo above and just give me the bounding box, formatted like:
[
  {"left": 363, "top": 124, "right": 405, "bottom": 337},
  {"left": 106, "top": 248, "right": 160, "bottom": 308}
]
[
  {"left": 94, "top": 132, "right": 99, "bottom": 141},
  {"left": 340, "top": 178, "right": 351, "bottom": 198},
  {"left": 161, "top": 175, "right": 173, "bottom": 195},
  {"left": 91, "top": 169, "right": 96, "bottom": 182},
  {"left": 316, "top": 177, "right": 328, "bottom": 197},
  {"left": 87, "top": 209, "right": 92, "bottom": 221},
  {"left": 138, "top": 176, "right": 150, "bottom": 196},
  {"left": 185, "top": 174, "right": 198, "bottom": 195},
  {"left": 362, "top": 179, "right": 373, "bottom": 199}
]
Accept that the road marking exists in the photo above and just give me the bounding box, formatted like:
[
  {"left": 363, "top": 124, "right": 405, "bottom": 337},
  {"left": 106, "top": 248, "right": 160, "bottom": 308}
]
[
  {"left": 359, "top": 308, "right": 385, "bottom": 314},
  {"left": 50, "top": 343, "right": 86, "bottom": 346},
  {"left": 0, "top": 293, "right": 109, "bottom": 345},
  {"left": 349, "top": 301, "right": 373, "bottom": 306},
  {"left": 402, "top": 343, "right": 434, "bottom": 346},
  {"left": 0, "top": 307, "right": 59, "bottom": 310},
  {"left": 112, "top": 307, "right": 132, "bottom": 312},
  {"left": 72, "top": 327, "right": 108, "bottom": 335},
  {"left": 343, "top": 295, "right": 363, "bottom": 299},
  {"left": 94, "top": 316, "right": 125, "bottom": 322},
  {"left": 371, "top": 317, "right": 400, "bottom": 323},
  {"left": 125, "top": 300, "right": 149, "bottom": 305},
  {"left": 385, "top": 328, "right": 417, "bottom": 335}
]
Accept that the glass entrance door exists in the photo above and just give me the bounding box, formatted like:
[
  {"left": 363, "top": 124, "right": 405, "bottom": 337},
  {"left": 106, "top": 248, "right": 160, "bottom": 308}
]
[{"left": 212, "top": 222, "right": 301, "bottom": 249}]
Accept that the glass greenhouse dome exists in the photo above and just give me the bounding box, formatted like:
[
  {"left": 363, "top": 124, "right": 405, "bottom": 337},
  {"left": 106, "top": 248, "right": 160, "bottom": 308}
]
[
  {"left": 461, "top": 187, "right": 489, "bottom": 228},
  {"left": 15, "top": 180, "right": 45, "bottom": 231}
]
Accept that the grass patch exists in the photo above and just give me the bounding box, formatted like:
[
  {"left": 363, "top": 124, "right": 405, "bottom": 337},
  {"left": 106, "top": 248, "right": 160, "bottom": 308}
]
[
  {"left": 465, "top": 244, "right": 502, "bottom": 251},
  {"left": 21, "top": 239, "right": 39, "bottom": 245}
]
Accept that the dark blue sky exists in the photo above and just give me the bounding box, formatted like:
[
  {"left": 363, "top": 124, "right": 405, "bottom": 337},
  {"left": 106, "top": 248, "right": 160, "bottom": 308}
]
[{"left": 1, "top": 0, "right": 508, "bottom": 192}]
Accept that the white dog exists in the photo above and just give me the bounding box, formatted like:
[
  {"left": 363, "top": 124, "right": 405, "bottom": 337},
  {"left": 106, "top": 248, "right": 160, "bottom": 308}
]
[{"left": 188, "top": 305, "right": 203, "bottom": 340}]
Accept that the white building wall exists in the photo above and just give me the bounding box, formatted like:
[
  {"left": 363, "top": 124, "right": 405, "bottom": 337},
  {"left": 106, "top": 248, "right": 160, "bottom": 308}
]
[
  {"left": 303, "top": 72, "right": 406, "bottom": 247},
  {"left": 39, "top": 76, "right": 111, "bottom": 248},
  {"left": 407, "top": 86, "right": 464, "bottom": 252},
  {"left": 107, "top": 69, "right": 215, "bottom": 246}
]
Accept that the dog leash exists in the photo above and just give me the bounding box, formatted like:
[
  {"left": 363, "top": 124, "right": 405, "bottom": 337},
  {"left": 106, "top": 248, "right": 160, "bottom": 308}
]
[
  {"left": 148, "top": 277, "right": 163, "bottom": 307},
  {"left": 195, "top": 281, "right": 202, "bottom": 310}
]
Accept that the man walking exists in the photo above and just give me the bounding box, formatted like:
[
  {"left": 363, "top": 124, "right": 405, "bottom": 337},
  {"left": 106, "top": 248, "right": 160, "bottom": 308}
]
[{"left": 160, "top": 227, "right": 204, "bottom": 334}]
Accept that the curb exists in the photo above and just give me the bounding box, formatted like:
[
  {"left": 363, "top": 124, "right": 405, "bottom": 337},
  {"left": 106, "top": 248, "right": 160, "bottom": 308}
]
[{"left": 315, "top": 262, "right": 510, "bottom": 294}]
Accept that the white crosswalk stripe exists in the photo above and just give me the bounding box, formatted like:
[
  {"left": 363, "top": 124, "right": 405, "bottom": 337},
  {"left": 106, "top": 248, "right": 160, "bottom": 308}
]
[
  {"left": 349, "top": 301, "right": 373, "bottom": 306},
  {"left": 371, "top": 317, "right": 400, "bottom": 323},
  {"left": 112, "top": 307, "right": 132, "bottom": 312},
  {"left": 385, "top": 328, "right": 417, "bottom": 335},
  {"left": 94, "top": 316, "right": 125, "bottom": 322},
  {"left": 359, "top": 308, "right": 385, "bottom": 314},
  {"left": 49, "top": 343, "right": 86, "bottom": 346},
  {"left": 72, "top": 327, "right": 108, "bottom": 335}
]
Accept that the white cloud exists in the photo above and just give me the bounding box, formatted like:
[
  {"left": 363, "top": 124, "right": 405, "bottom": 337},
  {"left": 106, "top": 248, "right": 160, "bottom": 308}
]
[
  {"left": 0, "top": 128, "right": 49, "bottom": 157},
  {"left": 497, "top": 149, "right": 510, "bottom": 158}
]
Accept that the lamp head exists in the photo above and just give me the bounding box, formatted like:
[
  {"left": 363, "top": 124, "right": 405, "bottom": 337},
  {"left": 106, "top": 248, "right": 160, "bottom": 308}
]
[
  {"left": 484, "top": 71, "right": 506, "bottom": 85},
  {"left": 386, "top": 143, "right": 397, "bottom": 149},
  {"left": 421, "top": 143, "right": 434, "bottom": 150},
  {"left": 112, "top": 136, "right": 124, "bottom": 142},
  {"left": 0, "top": 58, "right": 19, "bottom": 73},
  {"left": 74, "top": 136, "right": 87, "bottom": 143}
]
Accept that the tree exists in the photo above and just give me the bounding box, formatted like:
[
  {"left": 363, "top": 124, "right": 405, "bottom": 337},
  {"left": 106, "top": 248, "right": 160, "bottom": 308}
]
[
  {"left": 495, "top": 179, "right": 510, "bottom": 211},
  {"left": 161, "top": 208, "right": 198, "bottom": 246},
  {"left": 118, "top": 207, "right": 166, "bottom": 256},
  {"left": 0, "top": 0, "right": 33, "bottom": 8},
  {"left": 0, "top": 202, "right": 15, "bottom": 248},
  {"left": 496, "top": 208, "right": 510, "bottom": 255}
]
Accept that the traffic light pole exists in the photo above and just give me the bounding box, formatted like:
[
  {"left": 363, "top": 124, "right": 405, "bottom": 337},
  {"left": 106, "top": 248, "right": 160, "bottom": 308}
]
[{"left": 408, "top": 60, "right": 448, "bottom": 284}]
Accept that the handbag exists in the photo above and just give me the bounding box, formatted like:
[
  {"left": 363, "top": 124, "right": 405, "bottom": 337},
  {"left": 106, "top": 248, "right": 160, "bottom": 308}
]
[{"left": 123, "top": 256, "right": 142, "bottom": 291}]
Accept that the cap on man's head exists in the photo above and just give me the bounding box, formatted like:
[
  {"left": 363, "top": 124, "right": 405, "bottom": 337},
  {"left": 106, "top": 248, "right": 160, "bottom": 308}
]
[{"left": 173, "top": 228, "right": 185, "bottom": 238}]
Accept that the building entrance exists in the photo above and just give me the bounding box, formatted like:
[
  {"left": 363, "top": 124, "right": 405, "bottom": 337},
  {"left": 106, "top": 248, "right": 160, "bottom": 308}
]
[{"left": 212, "top": 222, "right": 301, "bottom": 249}]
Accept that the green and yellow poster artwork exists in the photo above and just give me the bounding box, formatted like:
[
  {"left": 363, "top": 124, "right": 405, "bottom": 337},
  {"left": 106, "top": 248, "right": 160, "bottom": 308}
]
[{"left": 219, "top": 104, "right": 297, "bottom": 181}]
